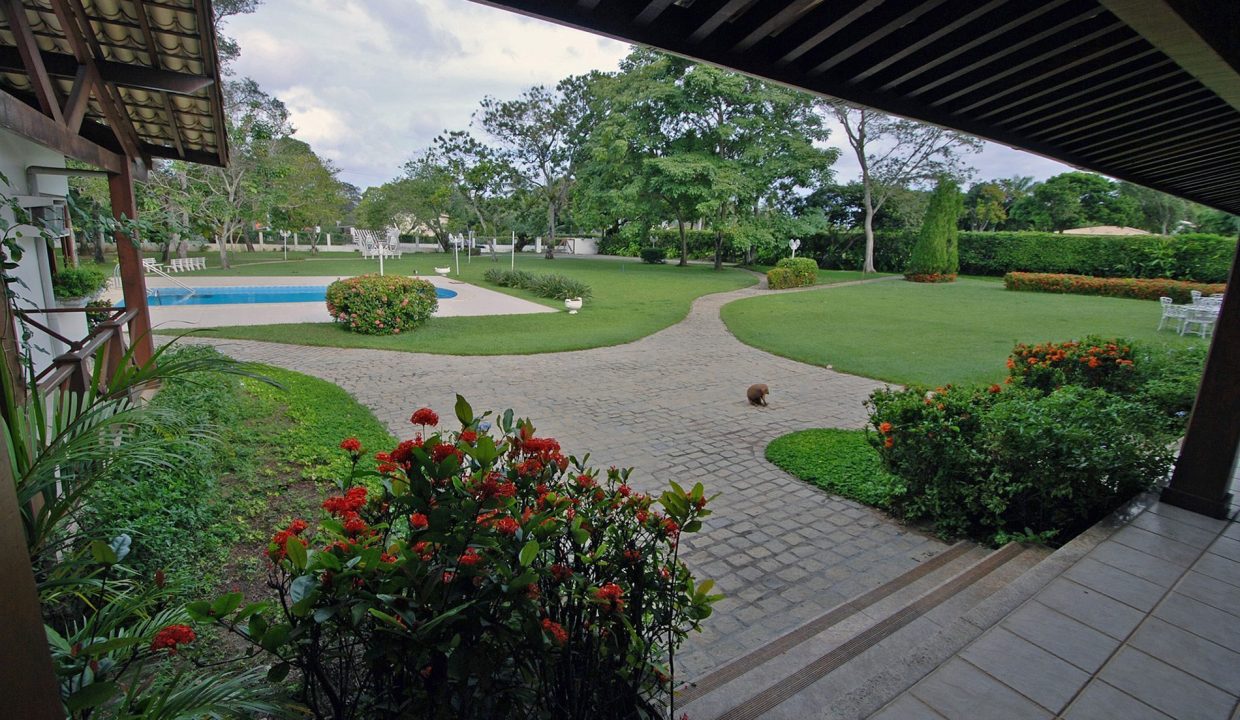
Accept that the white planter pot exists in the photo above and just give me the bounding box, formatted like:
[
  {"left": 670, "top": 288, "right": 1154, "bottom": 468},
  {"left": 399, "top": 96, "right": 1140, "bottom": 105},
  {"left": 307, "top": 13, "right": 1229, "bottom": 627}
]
[{"left": 564, "top": 297, "right": 583, "bottom": 314}]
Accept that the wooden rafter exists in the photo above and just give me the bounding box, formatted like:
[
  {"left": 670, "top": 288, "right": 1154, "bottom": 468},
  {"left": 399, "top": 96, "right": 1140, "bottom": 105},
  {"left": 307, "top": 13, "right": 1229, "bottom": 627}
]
[
  {"left": 194, "top": 0, "right": 227, "bottom": 165},
  {"left": 0, "top": 0, "right": 63, "bottom": 122},
  {"left": 0, "top": 46, "right": 215, "bottom": 94},
  {"left": 47, "top": 0, "right": 144, "bottom": 161},
  {"left": 131, "top": 0, "right": 183, "bottom": 157},
  {"left": 62, "top": 63, "right": 89, "bottom": 131},
  {"left": 0, "top": 85, "right": 124, "bottom": 172}
]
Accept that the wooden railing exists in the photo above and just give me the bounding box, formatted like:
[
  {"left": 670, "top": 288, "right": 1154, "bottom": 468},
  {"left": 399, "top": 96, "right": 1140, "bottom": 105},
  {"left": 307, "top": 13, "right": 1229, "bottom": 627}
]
[{"left": 13, "top": 306, "right": 139, "bottom": 396}]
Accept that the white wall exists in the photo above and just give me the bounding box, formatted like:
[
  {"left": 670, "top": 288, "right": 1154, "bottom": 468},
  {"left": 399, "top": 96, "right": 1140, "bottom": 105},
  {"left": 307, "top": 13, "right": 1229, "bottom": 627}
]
[{"left": 0, "top": 129, "right": 77, "bottom": 375}]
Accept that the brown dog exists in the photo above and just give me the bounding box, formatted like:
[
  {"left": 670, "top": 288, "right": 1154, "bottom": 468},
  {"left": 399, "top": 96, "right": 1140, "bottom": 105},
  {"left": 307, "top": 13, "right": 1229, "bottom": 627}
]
[{"left": 747, "top": 384, "right": 769, "bottom": 406}]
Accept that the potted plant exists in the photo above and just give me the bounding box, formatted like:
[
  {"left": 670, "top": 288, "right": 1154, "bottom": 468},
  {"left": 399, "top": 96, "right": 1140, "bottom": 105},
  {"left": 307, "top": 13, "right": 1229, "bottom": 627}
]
[
  {"left": 565, "top": 296, "right": 583, "bottom": 314},
  {"left": 52, "top": 265, "right": 108, "bottom": 307}
]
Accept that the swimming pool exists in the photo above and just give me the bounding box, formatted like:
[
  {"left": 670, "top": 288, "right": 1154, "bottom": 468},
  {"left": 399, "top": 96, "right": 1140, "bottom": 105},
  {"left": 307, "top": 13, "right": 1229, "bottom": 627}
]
[{"left": 144, "top": 285, "right": 457, "bottom": 307}]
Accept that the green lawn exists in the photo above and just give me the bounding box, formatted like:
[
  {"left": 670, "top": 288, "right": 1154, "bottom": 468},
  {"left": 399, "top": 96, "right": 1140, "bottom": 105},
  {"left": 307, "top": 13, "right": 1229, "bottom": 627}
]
[
  {"left": 166, "top": 252, "right": 756, "bottom": 355},
  {"left": 765, "top": 429, "right": 903, "bottom": 509},
  {"left": 722, "top": 277, "right": 1207, "bottom": 386}
]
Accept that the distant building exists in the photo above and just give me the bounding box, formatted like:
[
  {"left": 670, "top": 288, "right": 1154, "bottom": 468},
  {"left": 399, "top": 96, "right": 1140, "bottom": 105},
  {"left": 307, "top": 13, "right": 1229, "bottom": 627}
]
[{"left": 1062, "top": 225, "right": 1151, "bottom": 235}]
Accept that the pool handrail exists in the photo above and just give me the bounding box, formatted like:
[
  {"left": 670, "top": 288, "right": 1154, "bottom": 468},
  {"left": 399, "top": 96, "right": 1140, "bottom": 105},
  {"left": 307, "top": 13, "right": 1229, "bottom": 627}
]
[{"left": 117, "top": 262, "right": 195, "bottom": 296}]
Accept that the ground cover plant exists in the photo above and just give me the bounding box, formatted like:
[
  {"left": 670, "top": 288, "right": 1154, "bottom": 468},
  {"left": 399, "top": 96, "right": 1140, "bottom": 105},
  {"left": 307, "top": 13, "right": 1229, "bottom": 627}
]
[
  {"left": 722, "top": 277, "right": 1207, "bottom": 386},
  {"left": 765, "top": 429, "right": 903, "bottom": 508},
  {"left": 326, "top": 274, "right": 438, "bottom": 335},
  {"left": 170, "top": 254, "right": 755, "bottom": 355},
  {"left": 741, "top": 266, "right": 877, "bottom": 285},
  {"left": 483, "top": 267, "right": 593, "bottom": 300},
  {"left": 192, "top": 397, "right": 719, "bottom": 719},
  {"left": 1004, "top": 271, "right": 1226, "bottom": 303}
]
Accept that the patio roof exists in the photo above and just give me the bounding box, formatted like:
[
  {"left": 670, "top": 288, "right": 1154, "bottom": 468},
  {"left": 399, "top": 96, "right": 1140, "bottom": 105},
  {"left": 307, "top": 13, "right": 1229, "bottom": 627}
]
[
  {"left": 0, "top": 0, "right": 228, "bottom": 170},
  {"left": 471, "top": 0, "right": 1240, "bottom": 216}
]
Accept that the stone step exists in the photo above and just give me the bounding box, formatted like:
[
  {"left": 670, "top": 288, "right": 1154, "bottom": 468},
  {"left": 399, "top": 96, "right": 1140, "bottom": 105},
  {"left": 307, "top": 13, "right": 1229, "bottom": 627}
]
[{"left": 677, "top": 542, "right": 1048, "bottom": 720}]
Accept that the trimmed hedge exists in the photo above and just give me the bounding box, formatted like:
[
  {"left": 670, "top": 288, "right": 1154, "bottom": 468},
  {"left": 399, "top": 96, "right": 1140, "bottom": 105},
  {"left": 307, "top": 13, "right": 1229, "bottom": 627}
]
[
  {"left": 599, "top": 226, "right": 1236, "bottom": 281},
  {"left": 326, "top": 274, "right": 438, "bottom": 335},
  {"left": 1004, "top": 272, "right": 1226, "bottom": 303},
  {"left": 639, "top": 247, "right": 666, "bottom": 264},
  {"left": 767, "top": 257, "right": 818, "bottom": 289}
]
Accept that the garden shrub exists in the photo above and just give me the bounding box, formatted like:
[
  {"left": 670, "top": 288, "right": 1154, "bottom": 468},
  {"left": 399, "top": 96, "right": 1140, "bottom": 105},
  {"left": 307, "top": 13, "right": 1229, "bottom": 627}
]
[
  {"left": 767, "top": 257, "right": 818, "bottom": 289},
  {"left": 868, "top": 336, "right": 1193, "bottom": 544},
  {"left": 193, "top": 397, "right": 719, "bottom": 719},
  {"left": 484, "top": 267, "right": 593, "bottom": 300},
  {"left": 1003, "top": 271, "right": 1226, "bottom": 303},
  {"left": 640, "top": 247, "right": 667, "bottom": 264},
  {"left": 906, "top": 179, "right": 961, "bottom": 281},
  {"left": 52, "top": 265, "right": 108, "bottom": 299},
  {"left": 326, "top": 274, "right": 438, "bottom": 335}
]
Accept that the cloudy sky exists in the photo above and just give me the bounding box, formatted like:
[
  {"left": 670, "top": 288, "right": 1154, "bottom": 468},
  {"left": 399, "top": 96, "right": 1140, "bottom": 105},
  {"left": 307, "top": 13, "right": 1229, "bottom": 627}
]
[{"left": 224, "top": 0, "right": 1077, "bottom": 190}]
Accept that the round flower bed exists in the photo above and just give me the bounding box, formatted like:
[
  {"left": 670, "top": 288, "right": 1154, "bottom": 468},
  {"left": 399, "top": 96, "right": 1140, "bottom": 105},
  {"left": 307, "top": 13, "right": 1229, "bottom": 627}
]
[
  {"left": 325, "top": 274, "right": 437, "bottom": 335},
  {"left": 903, "top": 272, "right": 957, "bottom": 283}
]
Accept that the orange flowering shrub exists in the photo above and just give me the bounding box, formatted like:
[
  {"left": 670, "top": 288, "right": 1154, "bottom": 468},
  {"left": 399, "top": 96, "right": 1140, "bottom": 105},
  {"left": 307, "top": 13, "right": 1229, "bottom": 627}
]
[
  {"left": 1008, "top": 337, "right": 1137, "bottom": 394},
  {"left": 190, "top": 396, "right": 718, "bottom": 720},
  {"left": 1003, "top": 272, "right": 1225, "bottom": 303}
]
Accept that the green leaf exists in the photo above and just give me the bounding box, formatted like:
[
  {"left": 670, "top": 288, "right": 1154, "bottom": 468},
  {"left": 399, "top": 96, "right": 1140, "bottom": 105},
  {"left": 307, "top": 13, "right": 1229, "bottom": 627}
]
[
  {"left": 185, "top": 601, "right": 214, "bottom": 622},
  {"left": 314, "top": 551, "right": 342, "bottom": 571},
  {"left": 82, "top": 637, "right": 141, "bottom": 657},
  {"left": 290, "top": 575, "right": 318, "bottom": 605},
  {"left": 519, "top": 539, "right": 540, "bottom": 567},
  {"left": 66, "top": 681, "right": 118, "bottom": 713},
  {"left": 260, "top": 623, "right": 291, "bottom": 652},
  {"left": 455, "top": 394, "right": 474, "bottom": 426},
  {"left": 267, "top": 662, "right": 291, "bottom": 682},
  {"left": 211, "top": 592, "right": 244, "bottom": 617},
  {"left": 90, "top": 540, "right": 117, "bottom": 566},
  {"left": 233, "top": 602, "right": 271, "bottom": 623},
  {"left": 286, "top": 537, "right": 308, "bottom": 570}
]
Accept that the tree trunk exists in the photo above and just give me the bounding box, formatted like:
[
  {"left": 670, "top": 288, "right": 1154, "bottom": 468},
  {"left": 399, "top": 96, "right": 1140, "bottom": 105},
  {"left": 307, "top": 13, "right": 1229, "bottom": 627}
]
[
  {"left": 215, "top": 233, "right": 231, "bottom": 269},
  {"left": 677, "top": 217, "right": 688, "bottom": 267},
  {"left": 160, "top": 242, "right": 171, "bottom": 263},
  {"left": 92, "top": 229, "right": 105, "bottom": 264},
  {"left": 862, "top": 183, "right": 877, "bottom": 274},
  {"left": 175, "top": 234, "right": 188, "bottom": 259},
  {"left": 714, "top": 232, "right": 723, "bottom": 271},
  {"left": 545, "top": 202, "right": 556, "bottom": 260}
]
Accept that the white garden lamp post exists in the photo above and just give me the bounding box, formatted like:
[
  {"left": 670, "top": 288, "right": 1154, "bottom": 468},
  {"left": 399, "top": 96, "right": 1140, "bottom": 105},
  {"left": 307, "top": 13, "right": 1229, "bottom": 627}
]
[
  {"left": 453, "top": 235, "right": 460, "bottom": 275},
  {"left": 790, "top": 238, "right": 801, "bottom": 258},
  {"left": 511, "top": 231, "right": 516, "bottom": 270}
]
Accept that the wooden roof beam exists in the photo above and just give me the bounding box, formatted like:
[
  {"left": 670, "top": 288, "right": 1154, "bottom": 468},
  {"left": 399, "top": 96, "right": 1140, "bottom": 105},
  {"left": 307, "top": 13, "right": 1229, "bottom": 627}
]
[
  {"left": 806, "top": 0, "right": 948, "bottom": 76},
  {"left": 963, "top": 47, "right": 1160, "bottom": 117},
  {"left": 0, "top": 0, "right": 63, "bottom": 123},
  {"left": 0, "top": 46, "right": 214, "bottom": 94},
  {"left": 194, "top": 0, "right": 228, "bottom": 165},
  {"left": 0, "top": 85, "right": 122, "bottom": 172}
]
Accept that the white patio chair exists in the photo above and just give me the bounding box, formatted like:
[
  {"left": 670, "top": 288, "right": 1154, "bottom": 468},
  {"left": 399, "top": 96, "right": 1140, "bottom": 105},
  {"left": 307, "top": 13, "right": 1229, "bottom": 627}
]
[
  {"left": 383, "top": 228, "right": 403, "bottom": 259},
  {"left": 350, "top": 228, "right": 382, "bottom": 259},
  {"left": 1180, "top": 305, "right": 1218, "bottom": 338},
  {"left": 1158, "top": 297, "right": 1188, "bottom": 332},
  {"left": 1190, "top": 290, "right": 1202, "bottom": 304},
  {"left": 141, "top": 257, "right": 164, "bottom": 273}
]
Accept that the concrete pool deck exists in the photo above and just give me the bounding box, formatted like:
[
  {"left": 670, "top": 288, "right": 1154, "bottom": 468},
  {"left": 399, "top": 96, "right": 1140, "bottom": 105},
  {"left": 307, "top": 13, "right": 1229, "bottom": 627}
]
[{"left": 106, "top": 275, "right": 556, "bottom": 328}]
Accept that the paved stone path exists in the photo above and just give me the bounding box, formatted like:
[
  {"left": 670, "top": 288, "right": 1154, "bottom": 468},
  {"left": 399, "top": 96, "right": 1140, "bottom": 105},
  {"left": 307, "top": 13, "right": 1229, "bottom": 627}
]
[{"left": 187, "top": 277, "right": 948, "bottom": 677}]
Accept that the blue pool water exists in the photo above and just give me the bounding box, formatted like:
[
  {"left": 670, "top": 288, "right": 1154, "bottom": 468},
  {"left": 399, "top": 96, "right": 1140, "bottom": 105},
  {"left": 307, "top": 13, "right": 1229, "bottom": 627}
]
[{"left": 143, "top": 285, "right": 457, "bottom": 307}]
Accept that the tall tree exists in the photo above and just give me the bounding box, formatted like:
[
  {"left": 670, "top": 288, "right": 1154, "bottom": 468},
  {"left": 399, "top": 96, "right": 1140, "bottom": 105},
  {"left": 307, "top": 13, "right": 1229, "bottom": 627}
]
[
  {"left": 822, "top": 102, "right": 980, "bottom": 272},
  {"left": 964, "top": 182, "right": 1007, "bottom": 231},
  {"left": 1009, "top": 172, "right": 1140, "bottom": 231},
  {"left": 1118, "top": 181, "right": 1190, "bottom": 235},
  {"left": 478, "top": 80, "right": 591, "bottom": 258}
]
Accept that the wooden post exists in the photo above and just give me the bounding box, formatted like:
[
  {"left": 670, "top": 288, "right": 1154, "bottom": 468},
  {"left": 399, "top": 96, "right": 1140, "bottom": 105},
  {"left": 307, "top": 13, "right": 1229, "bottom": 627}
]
[
  {"left": 108, "top": 162, "right": 153, "bottom": 365},
  {"left": 1162, "top": 238, "right": 1240, "bottom": 518},
  {"left": 0, "top": 440, "right": 64, "bottom": 718}
]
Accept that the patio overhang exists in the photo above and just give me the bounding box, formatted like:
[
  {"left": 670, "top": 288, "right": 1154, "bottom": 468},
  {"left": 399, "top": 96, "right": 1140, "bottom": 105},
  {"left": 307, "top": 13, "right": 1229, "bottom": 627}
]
[
  {"left": 0, "top": 3, "right": 228, "bottom": 717},
  {"left": 471, "top": 0, "right": 1240, "bottom": 517}
]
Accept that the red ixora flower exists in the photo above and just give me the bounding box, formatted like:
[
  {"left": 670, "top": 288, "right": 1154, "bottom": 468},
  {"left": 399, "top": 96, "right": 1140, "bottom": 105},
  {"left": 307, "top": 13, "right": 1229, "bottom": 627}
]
[
  {"left": 458, "top": 548, "right": 482, "bottom": 567},
  {"left": 150, "top": 624, "right": 196, "bottom": 653},
  {"left": 339, "top": 437, "right": 362, "bottom": 455},
  {"left": 323, "top": 487, "right": 367, "bottom": 516},
  {"left": 410, "top": 408, "right": 439, "bottom": 427},
  {"left": 541, "top": 618, "right": 569, "bottom": 646},
  {"left": 409, "top": 512, "right": 429, "bottom": 530},
  {"left": 594, "top": 583, "right": 625, "bottom": 613},
  {"left": 989, "top": 384, "right": 1002, "bottom": 394},
  {"left": 494, "top": 517, "right": 519, "bottom": 536},
  {"left": 459, "top": 430, "right": 478, "bottom": 444},
  {"left": 878, "top": 422, "right": 893, "bottom": 434}
]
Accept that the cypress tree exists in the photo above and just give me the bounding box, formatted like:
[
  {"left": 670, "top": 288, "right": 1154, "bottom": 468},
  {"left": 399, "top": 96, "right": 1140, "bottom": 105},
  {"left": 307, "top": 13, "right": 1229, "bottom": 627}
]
[{"left": 906, "top": 177, "right": 962, "bottom": 282}]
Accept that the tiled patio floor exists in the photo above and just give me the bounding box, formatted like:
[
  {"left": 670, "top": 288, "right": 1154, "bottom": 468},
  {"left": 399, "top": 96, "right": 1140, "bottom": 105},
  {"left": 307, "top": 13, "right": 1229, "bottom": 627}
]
[{"left": 873, "top": 470, "right": 1240, "bottom": 720}]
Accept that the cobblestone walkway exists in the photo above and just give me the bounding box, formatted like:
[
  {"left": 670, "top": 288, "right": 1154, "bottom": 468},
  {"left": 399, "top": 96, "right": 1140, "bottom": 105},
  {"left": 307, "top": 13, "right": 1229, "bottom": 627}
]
[{"left": 186, "top": 277, "right": 948, "bottom": 677}]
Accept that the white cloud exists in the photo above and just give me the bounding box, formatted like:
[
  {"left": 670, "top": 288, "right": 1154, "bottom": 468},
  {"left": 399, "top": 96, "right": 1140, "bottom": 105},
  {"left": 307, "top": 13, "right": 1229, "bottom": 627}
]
[{"left": 224, "top": 0, "right": 1077, "bottom": 189}]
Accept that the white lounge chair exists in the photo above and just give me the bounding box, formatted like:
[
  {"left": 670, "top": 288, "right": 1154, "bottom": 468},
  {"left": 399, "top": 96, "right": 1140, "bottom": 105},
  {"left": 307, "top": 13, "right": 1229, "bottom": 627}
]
[{"left": 1181, "top": 305, "right": 1218, "bottom": 338}]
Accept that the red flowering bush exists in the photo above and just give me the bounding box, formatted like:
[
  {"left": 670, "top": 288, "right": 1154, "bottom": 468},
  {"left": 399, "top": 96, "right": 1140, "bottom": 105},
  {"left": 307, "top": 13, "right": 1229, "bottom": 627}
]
[
  {"left": 1007, "top": 336, "right": 1137, "bottom": 394},
  {"left": 190, "top": 396, "right": 718, "bottom": 720},
  {"left": 903, "top": 272, "right": 957, "bottom": 283},
  {"left": 326, "top": 274, "right": 438, "bottom": 335},
  {"left": 1003, "top": 271, "right": 1225, "bottom": 303}
]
